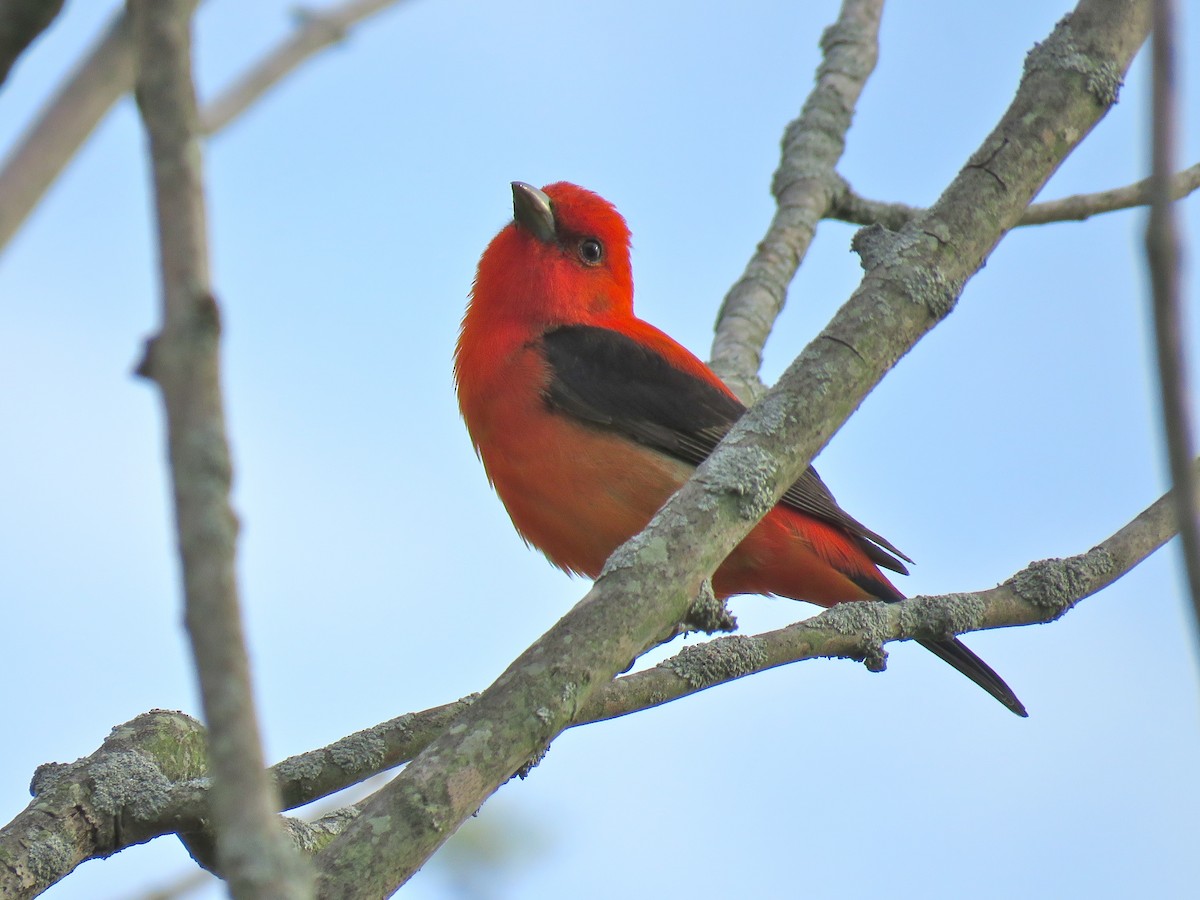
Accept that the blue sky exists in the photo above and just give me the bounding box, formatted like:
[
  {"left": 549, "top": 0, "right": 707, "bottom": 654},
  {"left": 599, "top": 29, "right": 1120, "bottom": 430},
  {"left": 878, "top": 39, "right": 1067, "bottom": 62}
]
[{"left": 1, "top": 2, "right": 1198, "bottom": 898}]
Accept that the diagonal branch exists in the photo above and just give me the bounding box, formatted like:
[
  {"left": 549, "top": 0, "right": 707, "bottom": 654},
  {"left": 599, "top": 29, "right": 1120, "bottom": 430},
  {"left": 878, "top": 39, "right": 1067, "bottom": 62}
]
[
  {"left": 311, "top": 2, "right": 1153, "bottom": 896},
  {"left": 709, "top": 0, "right": 884, "bottom": 401},
  {"left": 0, "top": 0, "right": 64, "bottom": 85},
  {"left": 1145, "top": 0, "right": 1200, "bottom": 656},
  {"left": 1021, "top": 161, "right": 1200, "bottom": 224},
  {"left": 200, "top": 0, "right": 408, "bottom": 134},
  {"left": 129, "top": 1, "right": 310, "bottom": 897},
  {"left": 829, "top": 162, "right": 1200, "bottom": 229}
]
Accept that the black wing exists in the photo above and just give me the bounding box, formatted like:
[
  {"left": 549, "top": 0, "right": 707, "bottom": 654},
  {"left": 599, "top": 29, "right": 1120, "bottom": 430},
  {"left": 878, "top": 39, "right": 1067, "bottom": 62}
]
[{"left": 540, "top": 324, "right": 911, "bottom": 575}]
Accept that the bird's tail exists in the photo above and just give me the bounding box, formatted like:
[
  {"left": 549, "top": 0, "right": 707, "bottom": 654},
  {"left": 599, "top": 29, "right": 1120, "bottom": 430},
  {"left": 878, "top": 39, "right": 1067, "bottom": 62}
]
[{"left": 917, "top": 637, "right": 1028, "bottom": 717}]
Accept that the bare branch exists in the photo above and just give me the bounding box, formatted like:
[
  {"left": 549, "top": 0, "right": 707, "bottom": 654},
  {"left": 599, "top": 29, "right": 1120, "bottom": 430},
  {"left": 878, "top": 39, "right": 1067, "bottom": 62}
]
[
  {"left": 830, "top": 162, "right": 1200, "bottom": 228},
  {"left": 0, "top": 9, "right": 132, "bottom": 252},
  {"left": 310, "top": 2, "right": 1153, "bottom": 896},
  {"left": 271, "top": 697, "right": 478, "bottom": 811},
  {"left": 1023, "top": 161, "right": 1200, "bottom": 223},
  {"left": 0, "top": 711, "right": 208, "bottom": 899},
  {"left": 0, "top": 0, "right": 64, "bottom": 85},
  {"left": 827, "top": 175, "right": 923, "bottom": 230},
  {"left": 200, "top": 0, "right": 407, "bottom": 134},
  {"left": 709, "top": 0, "right": 884, "bottom": 401},
  {"left": 128, "top": 1, "right": 311, "bottom": 897},
  {"left": 1145, "top": 0, "right": 1200, "bottom": 654}
]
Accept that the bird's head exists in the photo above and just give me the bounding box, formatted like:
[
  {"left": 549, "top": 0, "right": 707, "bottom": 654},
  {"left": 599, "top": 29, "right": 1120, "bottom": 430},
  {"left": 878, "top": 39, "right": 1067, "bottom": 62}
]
[{"left": 469, "top": 182, "right": 634, "bottom": 329}]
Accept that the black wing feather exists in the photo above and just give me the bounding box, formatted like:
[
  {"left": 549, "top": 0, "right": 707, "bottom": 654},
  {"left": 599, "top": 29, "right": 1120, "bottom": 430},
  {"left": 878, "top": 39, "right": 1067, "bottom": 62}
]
[{"left": 540, "top": 325, "right": 911, "bottom": 574}]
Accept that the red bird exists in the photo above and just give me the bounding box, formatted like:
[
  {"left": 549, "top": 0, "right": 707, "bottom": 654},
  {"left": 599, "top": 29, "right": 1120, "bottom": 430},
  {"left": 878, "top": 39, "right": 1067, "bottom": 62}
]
[{"left": 455, "top": 181, "right": 1026, "bottom": 717}]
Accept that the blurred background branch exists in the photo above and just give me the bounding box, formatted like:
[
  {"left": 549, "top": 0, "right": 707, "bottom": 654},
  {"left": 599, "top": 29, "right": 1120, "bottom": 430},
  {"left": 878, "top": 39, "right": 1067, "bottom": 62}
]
[
  {"left": 199, "top": 0, "right": 407, "bottom": 134},
  {"left": 1146, "top": 0, "right": 1200, "bottom": 658}
]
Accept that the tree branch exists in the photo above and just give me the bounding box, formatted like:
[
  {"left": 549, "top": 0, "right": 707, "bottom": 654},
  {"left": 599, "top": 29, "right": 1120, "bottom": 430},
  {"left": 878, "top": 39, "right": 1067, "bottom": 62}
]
[
  {"left": 829, "top": 161, "right": 1200, "bottom": 229},
  {"left": 0, "top": 711, "right": 361, "bottom": 898},
  {"left": 0, "top": 0, "right": 64, "bottom": 85},
  {"left": 0, "top": 711, "right": 209, "bottom": 899},
  {"left": 1145, "top": 0, "right": 1200, "bottom": 655},
  {"left": 199, "top": 0, "right": 407, "bottom": 134},
  {"left": 310, "top": 2, "right": 1152, "bottom": 896},
  {"left": 129, "top": 2, "right": 310, "bottom": 897},
  {"left": 709, "top": 0, "right": 884, "bottom": 401}
]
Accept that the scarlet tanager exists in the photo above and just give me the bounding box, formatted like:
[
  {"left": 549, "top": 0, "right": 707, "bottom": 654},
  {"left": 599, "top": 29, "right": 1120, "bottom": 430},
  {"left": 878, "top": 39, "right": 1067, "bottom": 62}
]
[{"left": 455, "top": 181, "right": 1026, "bottom": 717}]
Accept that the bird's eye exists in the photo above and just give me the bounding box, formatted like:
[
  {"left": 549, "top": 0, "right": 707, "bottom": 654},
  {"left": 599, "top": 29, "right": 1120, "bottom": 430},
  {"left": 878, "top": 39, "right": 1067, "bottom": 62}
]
[{"left": 578, "top": 238, "right": 603, "bottom": 266}]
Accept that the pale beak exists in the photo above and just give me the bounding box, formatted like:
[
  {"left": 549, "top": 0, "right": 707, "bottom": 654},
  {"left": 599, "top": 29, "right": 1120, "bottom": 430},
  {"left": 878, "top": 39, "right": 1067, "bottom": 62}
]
[{"left": 511, "top": 182, "right": 556, "bottom": 243}]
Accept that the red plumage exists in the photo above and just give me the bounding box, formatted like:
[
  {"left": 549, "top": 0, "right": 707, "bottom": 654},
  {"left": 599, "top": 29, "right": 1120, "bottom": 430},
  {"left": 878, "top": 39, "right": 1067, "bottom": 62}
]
[{"left": 455, "top": 181, "right": 1025, "bottom": 716}]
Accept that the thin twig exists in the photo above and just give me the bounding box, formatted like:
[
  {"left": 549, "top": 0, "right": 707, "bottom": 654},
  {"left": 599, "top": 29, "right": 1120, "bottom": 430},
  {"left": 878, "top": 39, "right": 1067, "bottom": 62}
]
[
  {"left": 0, "top": 0, "right": 64, "bottom": 84},
  {"left": 709, "top": 0, "right": 885, "bottom": 401},
  {"left": 1145, "top": 0, "right": 1200, "bottom": 654},
  {"left": 129, "top": 1, "right": 311, "bottom": 897},
  {"left": 1023, "top": 162, "right": 1200, "bottom": 223},
  {"left": 200, "top": 0, "right": 407, "bottom": 134},
  {"left": 829, "top": 162, "right": 1200, "bottom": 229},
  {"left": 0, "top": 0, "right": 405, "bottom": 257}
]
